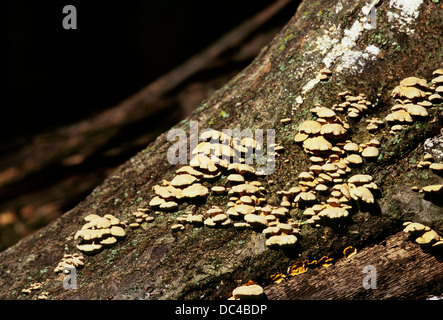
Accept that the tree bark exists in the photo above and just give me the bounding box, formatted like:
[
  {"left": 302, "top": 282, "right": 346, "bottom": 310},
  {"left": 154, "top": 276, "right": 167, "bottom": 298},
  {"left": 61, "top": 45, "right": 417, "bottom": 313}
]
[{"left": 1, "top": 0, "right": 442, "bottom": 300}]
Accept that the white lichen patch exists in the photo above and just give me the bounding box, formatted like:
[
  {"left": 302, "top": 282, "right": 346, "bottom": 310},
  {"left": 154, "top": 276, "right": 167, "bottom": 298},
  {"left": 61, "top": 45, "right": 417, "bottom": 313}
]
[
  {"left": 334, "top": 44, "right": 380, "bottom": 73},
  {"left": 387, "top": 0, "right": 424, "bottom": 34},
  {"left": 294, "top": 0, "right": 382, "bottom": 105}
]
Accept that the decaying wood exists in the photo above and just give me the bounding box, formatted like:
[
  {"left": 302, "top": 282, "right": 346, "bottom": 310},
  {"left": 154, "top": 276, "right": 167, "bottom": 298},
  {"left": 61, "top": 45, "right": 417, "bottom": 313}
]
[{"left": 265, "top": 231, "right": 443, "bottom": 300}]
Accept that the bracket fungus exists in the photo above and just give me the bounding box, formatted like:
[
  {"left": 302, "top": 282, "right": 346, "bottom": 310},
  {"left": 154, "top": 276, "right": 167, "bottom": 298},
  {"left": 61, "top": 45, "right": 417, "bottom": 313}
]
[
  {"left": 230, "top": 284, "right": 265, "bottom": 300},
  {"left": 265, "top": 234, "right": 298, "bottom": 249},
  {"left": 75, "top": 214, "right": 126, "bottom": 255},
  {"left": 54, "top": 253, "right": 85, "bottom": 273},
  {"left": 403, "top": 222, "right": 443, "bottom": 248}
]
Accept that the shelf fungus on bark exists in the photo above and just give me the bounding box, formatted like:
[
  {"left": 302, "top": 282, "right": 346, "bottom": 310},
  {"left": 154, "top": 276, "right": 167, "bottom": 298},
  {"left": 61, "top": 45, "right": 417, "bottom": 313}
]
[
  {"left": 54, "top": 253, "right": 85, "bottom": 273},
  {"left": 74, "top": 214, "right": 126, "bottom": 255},
  {"left": 229, "top": 284, "right": 265, "bottom": 300},
  {"left": 403, "top": 222, "right": 443, "bottom": 250}
]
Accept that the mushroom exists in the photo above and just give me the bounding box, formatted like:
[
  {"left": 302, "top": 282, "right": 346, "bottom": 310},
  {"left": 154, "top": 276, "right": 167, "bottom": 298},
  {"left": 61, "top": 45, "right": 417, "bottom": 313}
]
[
  {"left": 227, "top": 174, "right": 245, "bottom": 184},
  {"left": 281, "top": 118, "right": 292, "bottom": 125},
  {"left": 231, "top": 284, "right": 265, "bottom": 300},
  {"left": 175, "top": 166, "right": 205, "bottom": 178},
  {"left": 348, "top": 174, "right": 373, "bottom": 185},
  {"left": 343, "top": 142, "right": 360, "bottom": 153},
  {"left": 244, "top": 214, "right": 268, "bottom": 228},
  {"left": 76, "top": 243, "right": 102, "bottom": 255},
  {"left": 399, "top": 76, "right": 429, "bottom": 89},
  {"left": 170, "top": 174, "right": 199, "bottom": 188},
  {"left": 428, "top": 93, "right": 443, "bottom": 103},
  {"left": 181, "top": 183, "right": 209, "bottom": 199},
  {"left": 303, "top": 136, "right": 333, "bottom": 153},
  {"left": 189, "top": 154, "right": 218, "bottom": 172},
  {"left": 228, "top": 163, "right": 256, "bottom": 175},
  {"left": 415, "top": 230, "right": 442, "bottom": 246},
  {"left": 294, "top": 132, "right": 309, "bottom": 143},
  {"left": 429, "top": 163, "right": 443, "bottom": 173},
  {"left": 159, "top": 201, "right": 178, "bottom": 211},
  {"left": 320, "top": 123, "right": 347, "bottom": 138},
  {"left": 420, "top": 184, "right": 443, "bottom": 195},
  {"left": 266, "top": 234, "right": 298, "bottom": 248},
  {"left": 235, "top": 204, "right": 256, "bottom": 215},
  {"left": 361, "top": 146, "right": 379, "bottom": 159},
  {"left": 110, "top": 226, "right": 126, "bottom": 239},
  {"left": 343, "top": 246, "right": 357, "bottom": 259},
  {"left": 350, "top": 186, "right": 374, "bottom": 203},
  {"left": 54, "top": 253, "right": 85, "bottom": 273},
  {"left": 298, "top": 171, "right": 314, "bottom": 181},
  {"left": 262, "top": 226, "right": 282, "bottom": 237},
  {"left": 346, "top": 154, "right": 364, "bottom": 165},
  {"left": 391, "top": 85, "right": 427, "bottom": 100},
  {"left": 404, "top": 104, "right": 428, "bottom": 117},
  {"left": 432, "top": 75, "right": 443, "bottom": 85},
  {"left": 403, "top": 222, "right": 430, "bottom": 234},
  {"left": 385, "top": 110, "right": 413, "bottom": 123},
  {"left": 294, "top": 191, "right": 316, "bottom": 203},
  {"left": 433, "top": 68, "right": 443, "bottom": 76},
  {"left": 171, "top": 223, "right": 185, "bottom": 232},
  {"left": 299, "top": 120, "right": 322, "bottom": 135},
  {"left": 211, "top": 186, "right": 226, "bottom": 194},
  {"left": 318, "top": 206, "right": 349, "bottom": 219}
]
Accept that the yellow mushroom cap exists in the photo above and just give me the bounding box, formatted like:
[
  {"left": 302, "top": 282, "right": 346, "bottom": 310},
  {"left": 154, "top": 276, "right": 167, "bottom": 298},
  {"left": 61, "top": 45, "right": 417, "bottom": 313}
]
[
  {"left": 232, "top": 284, "right": 264, "bottom": 300},
  {"left": 181, "top": 183, "right": 209, "bottom": 198},
  {"left": 350, "top": 186, "right": 374, "bottom": 203},
  {"left": 320, "top": 123, "right": 347, "bottom": 137},
  {"left": 299, "top": 120, "right": 322, "bottom": 135},
  {"left": 420, "top": 184, "right": 443, "bottom": 194},
  {"left": 346, "top": 154, "right": 363, "bottom": 164},
  {"left": 404, "top": 104, "right": 428, "bottom": 117},
  {"left": 415, "top": 230, "right": 441, "bottom": 245},
  {"left": 170, "top": 174, "right": 199, "bottom": 188},
  {"left": 385, "top": 110, "right": 413, "bottom": 123},
  {"left": 312, "top": 107, "right": 336, "bottom": 118},
  {"left": 361, "top": 147, "right": 379, "bottom": 158},
  {"left": 343, "top": 142, "right": 359, "bottom": 153},
  {"left": 400, "top": 76, "right": 429, "bottom": 89},
  {"left": 303, "top": 136, "right": 333, "bottom": 152},
  {"left": 429, "top": 163, "right": 443, "bottom": 172},
  {"left": 391, "top": 86, "right": 426, "bottom": 99}
]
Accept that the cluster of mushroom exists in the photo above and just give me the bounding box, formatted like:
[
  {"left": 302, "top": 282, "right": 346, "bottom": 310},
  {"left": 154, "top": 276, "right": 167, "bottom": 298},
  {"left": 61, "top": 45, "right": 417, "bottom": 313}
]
[
  {"left": 319, "top": 68, "right": 332, "bottom": 81},
  {"left": 301, "top": 174, "right": 377, "bottom": 226},
  {"left": 127, "top": 208, "right": 155, "bottom": 229},
  {"left": 403, "top": 222, "right": 443, "bottom": 250},
  {"left": 54, "top": 253, "right": 85, "bottom": 273},
  {"left": 170, "top": 160, "right": 301, "bottom": 249},
  {"left": 385, "top": 72, "right": 442, "bottom": 134},
  {"left": 21, "top": 282, "right": 43, "bottom": 295},
  {"left": 74, "top": 214, "right": 126, "bottom": 255},
  {"left": 150, "top": 130, "right": 265, "bottom": 212},
  {"left": 291, "top": 106, "right": 379, "bottom": 226},
  {"left": 332, "top": 91, "right": 376, "bottom": 119},
  {"left": 411, "top": 152, "right": 443, "bottom": 199},
  {"left": 21, "top": 282, "right": 49, "bottom": 299},
  {"left": 366, "top": 117, "right": 385, "bottom": 132}
]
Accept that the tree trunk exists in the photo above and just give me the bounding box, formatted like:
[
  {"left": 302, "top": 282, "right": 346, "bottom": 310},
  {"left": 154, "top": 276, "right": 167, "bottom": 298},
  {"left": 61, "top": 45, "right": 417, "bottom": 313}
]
[{"left": 1, "top": 0, "right": 442, "bottom": 300}]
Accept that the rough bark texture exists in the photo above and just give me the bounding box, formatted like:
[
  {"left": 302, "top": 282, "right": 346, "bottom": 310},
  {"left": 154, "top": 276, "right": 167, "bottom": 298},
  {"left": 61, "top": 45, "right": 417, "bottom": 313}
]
[{"left": 1, "top": 0, "right": 442, "bottom": 300}]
